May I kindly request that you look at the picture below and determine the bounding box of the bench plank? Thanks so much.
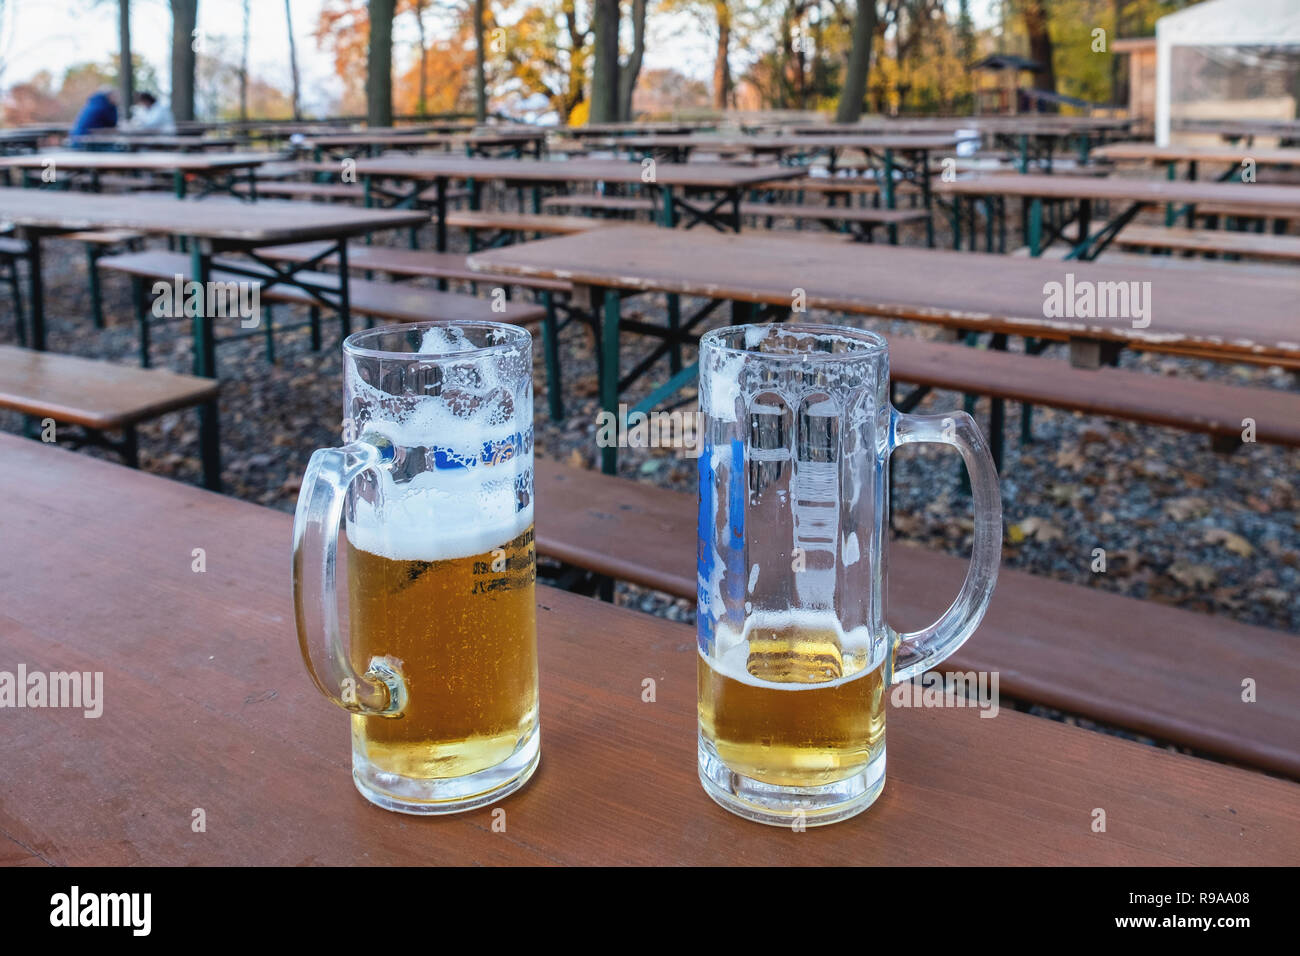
[97,250,547,326]
[0,344,218,429]
[738,202,928,224]
[445,210,614,234]
[533,458,1300,778]
[1117,224,1300,261]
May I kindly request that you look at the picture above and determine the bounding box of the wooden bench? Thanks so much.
[737,201,929,241]
[96,249,547,366]
[542,195,656,216]
[445,210,613,236]
[1116,224,1300,261]
[252,240,572,294]
[0,343,221,487]
[532,457,1300,779]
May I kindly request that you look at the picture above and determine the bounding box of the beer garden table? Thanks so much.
[350,155,808,250]
[0,150,286,200]
[1092,142,1300,186]
[303,130,548,162]
[468,225,1300,472]
[2,432,1296,865]
[931,173,1300,258]
[70,134,245,153]
[0,188,426,487]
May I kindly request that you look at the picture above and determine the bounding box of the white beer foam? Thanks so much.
[347,462,532,563]
[704,608,876,691]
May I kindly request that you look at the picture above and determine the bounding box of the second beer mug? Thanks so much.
[293,321,538,814]
[697,324,1002,826]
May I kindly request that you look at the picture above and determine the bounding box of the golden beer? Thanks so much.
[346,524,538,781]
[698,614,886,788]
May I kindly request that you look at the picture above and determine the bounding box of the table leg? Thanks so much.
[1164,161,1177,227]
[189,242,222,493]
[25,233,45,351]
[920,149,935,248]
[599,287,621,475]
[1028,198,1044,257]
[883,148,898,246]
[658,184,683,372]
[435,176,448,256]
[336,241,352,337]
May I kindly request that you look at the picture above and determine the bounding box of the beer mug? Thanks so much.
[696,324,1001,826]
[292,321,538,814]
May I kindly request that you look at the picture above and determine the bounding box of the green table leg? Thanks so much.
[189,242,222,492]
[659,183,682,373]
[599,287,621,475]
[1028,198,1044,257]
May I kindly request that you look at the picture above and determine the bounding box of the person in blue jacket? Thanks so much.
[69,89,119,141]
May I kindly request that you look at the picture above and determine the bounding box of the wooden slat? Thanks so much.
[738,202,929,224]
[253,241,572,293]
[0,344,218,429]
[1094,142,1300,166]
[0,434,1296,864]
[445,210,613,234]
[933,173,1300,213]
[1115,224,1300,261]
[354,156,807,189]
[97,250,548,326]
[0,188,428,244]
[532,458,1300,778]
[0,150,276,172]
[467,225,1300,368]
[888,337,1300,446]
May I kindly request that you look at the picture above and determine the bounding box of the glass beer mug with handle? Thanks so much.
[696,324,1001,826]
[293,321,539,815]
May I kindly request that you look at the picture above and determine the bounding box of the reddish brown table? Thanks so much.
[0,434,1296,864]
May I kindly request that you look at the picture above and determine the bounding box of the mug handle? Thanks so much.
[886,408,1002,683]
[291,433,408,717]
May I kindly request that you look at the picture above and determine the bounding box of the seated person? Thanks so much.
[126,91,176,134]
[69,89,118,140]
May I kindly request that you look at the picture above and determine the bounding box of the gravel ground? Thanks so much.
[4,193,1297,763]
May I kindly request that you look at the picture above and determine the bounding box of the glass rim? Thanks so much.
[700,323,887,362]
[342,320,532,361]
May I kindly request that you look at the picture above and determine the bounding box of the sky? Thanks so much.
[0,0,1003,115]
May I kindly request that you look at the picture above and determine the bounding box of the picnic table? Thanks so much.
[2,433,1295,865]
[69,133,245,153]
[932,173,1300,257]
[1093,141,1300,189]
[0,150,285,199]
[304,130,547,162]
[351,155,806,250]
[1173,117,1300,145]
[469,225,1300,471]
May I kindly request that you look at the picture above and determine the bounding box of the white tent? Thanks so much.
[1155,0,1300,144]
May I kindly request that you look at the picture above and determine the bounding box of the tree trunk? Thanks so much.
[170,0,198,122]
[1021,0,1055,99]
[413,0,428,117]
[836,0,876,122]
[618,0,647,121]
[474,0,487,122]
[119,0,133,118]
[712,1,731,111]
[284,0,301,120]
[367,0,396,127]
[589,0,620,123]
[238,0,249,122]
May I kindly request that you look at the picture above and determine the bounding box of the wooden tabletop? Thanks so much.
[1094,142,1300,166]
[70,135,245,151]
[934,173,1300,211]
[617,134,968,152]
[1174,118,1300,138]
[354,156,807,188]
[468,225,1300,366]
[0,150,279,172]
[304,131,546,149]
[1,433,1296,864]
[0,188,428,243]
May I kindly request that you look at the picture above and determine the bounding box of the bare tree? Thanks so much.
[368,0,396,126]
[238,0,249,121]
[119,0,133,115]
[619,0,647,121]
[712,0,731,110]
[473,0,487,122]
[835,0,876,122]
[412,0,428,117]
[285,0,301,120]
[590,0,620,122]
[1019,0,1055,99]
[170,0,198,122]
